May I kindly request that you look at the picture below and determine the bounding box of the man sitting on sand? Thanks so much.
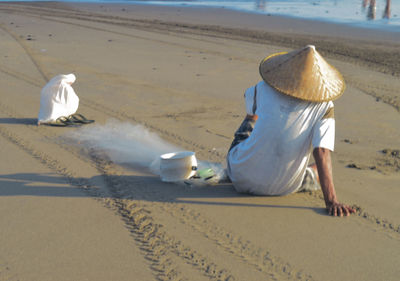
[227,45,355,217]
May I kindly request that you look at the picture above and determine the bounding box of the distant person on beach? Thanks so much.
[226,45,356,217]
[255,0,266,11]
[363,0,376,19]
[363,0,391,19]
[383,0,391,19]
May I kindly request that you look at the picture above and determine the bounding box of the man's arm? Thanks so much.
[313,147,356,217]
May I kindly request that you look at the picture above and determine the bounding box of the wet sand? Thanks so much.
[0,2,399,281]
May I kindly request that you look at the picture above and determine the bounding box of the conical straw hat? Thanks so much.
[259,45,345,102]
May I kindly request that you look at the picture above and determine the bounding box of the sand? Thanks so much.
[0,2,399,281]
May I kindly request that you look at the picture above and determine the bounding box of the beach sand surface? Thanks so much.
[0,2,399,281]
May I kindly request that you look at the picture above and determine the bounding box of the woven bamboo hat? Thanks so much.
[259,45,345,102]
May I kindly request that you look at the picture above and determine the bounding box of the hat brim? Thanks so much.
[259,46,346,102]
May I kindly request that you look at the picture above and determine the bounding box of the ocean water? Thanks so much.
[1,0,399,31]
[139,0,400,30]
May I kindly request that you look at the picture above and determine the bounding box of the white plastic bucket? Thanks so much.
[160,151,197,182]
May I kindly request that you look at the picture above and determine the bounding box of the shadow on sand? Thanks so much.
[0,118,37,125]
[0,172,327,216]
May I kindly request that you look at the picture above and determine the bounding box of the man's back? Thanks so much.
[227,81,334,195]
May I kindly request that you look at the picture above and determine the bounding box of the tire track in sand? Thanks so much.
[0,85,302,280]
[86,144,314,281]
[1,25,399,246]
[0,67,284,280]
[0,126,193,281]
[3,77,397,281]
[76,90,400,239]
[0,28,189,280]
[1,6,399,280]
[0,64,238,279]
[91,151,242,281]
[0,121,94,193]
[156,203,314,281]
[0,4,254,64]
[0,65,43,88]
[0,23,48,83]
[2,4,399,113]
[0,33,235,281]
[89,148,314,281]
[0,98,194,281]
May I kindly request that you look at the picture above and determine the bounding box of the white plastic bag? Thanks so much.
[37,74,79,124]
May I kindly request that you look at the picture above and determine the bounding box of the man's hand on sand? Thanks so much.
[327,202,356,217]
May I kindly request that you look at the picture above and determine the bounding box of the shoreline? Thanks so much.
[125,1,400,33]
[2,0,400,33]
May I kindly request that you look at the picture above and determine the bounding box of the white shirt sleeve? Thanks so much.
[244,86,256,115]
[312,118,335,151]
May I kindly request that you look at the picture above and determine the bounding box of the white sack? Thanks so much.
[38,74,79,123]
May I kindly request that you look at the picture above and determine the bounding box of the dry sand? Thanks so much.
[0,2,399,281]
